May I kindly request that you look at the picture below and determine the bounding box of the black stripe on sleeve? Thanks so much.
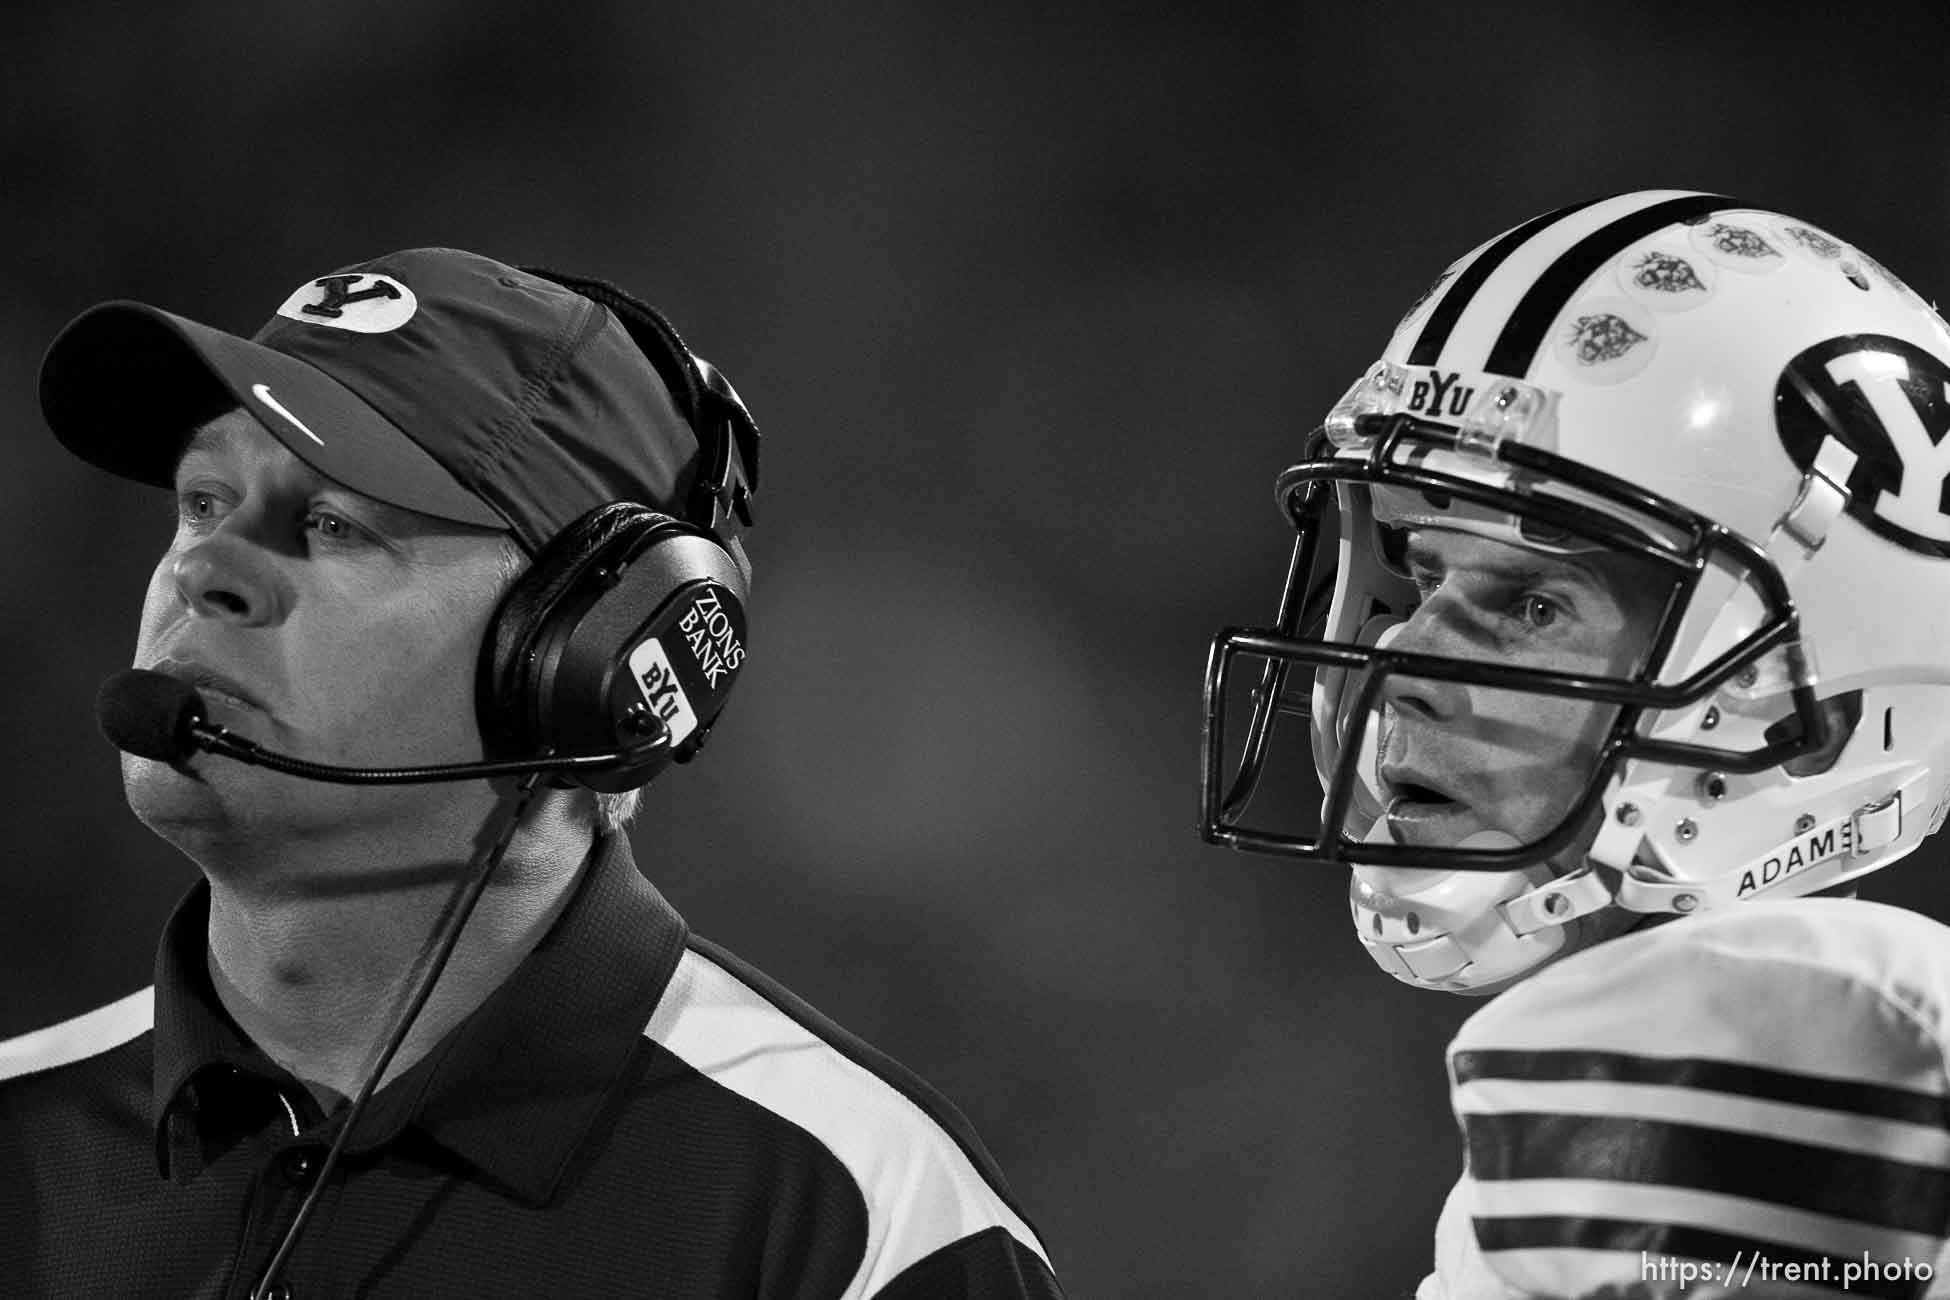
[1453,1048,1950,1129]
[1406,198,1602,366]
[1462,1112,1950,1236]
[1480,193,1732,376]
[1471,1216,1925,1300]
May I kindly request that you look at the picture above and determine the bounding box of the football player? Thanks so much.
[1201,191,1950,1299]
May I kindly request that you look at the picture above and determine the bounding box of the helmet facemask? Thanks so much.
[1202,412,1831,991]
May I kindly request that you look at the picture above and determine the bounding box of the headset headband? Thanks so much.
[520,267,761,541]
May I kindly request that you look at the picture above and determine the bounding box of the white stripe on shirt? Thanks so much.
[0,986,154,1082]
[645,947,1050,1297]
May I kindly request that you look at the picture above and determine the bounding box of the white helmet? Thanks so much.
[1201,190,1950,994]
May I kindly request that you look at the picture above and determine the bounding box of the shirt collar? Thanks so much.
[150,834,689,1204]
[150,879,294,1181]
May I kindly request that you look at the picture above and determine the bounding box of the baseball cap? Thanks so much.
[39,248,733,556]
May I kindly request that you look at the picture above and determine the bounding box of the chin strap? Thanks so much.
[1617,785,1908,915]
[1497,865,1617,934]
[1507,781,1911,937]
[1352,781,1911,994]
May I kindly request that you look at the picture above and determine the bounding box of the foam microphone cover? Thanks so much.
[96,669,205,762]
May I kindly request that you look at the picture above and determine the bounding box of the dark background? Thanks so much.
[5,4,1947,1296]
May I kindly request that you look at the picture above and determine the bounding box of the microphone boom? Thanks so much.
[96,668,668,783]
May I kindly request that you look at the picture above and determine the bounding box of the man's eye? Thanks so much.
[307,511,357,541]
[177,491,223,525]
[1517,594,1561,629]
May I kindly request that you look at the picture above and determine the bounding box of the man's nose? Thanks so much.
[171,534,285,626]
[1376,602,1472,722]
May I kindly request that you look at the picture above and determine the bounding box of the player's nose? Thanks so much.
[1376,604,1470,722]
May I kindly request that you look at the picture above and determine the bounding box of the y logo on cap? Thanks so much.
[276,273,418,333]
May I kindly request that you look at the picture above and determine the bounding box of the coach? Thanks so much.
[0,249,1061,1299]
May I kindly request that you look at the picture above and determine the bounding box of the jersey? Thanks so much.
[1415,898,1950,1300]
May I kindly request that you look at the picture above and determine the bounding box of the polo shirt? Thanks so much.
[0,834,1061,1298]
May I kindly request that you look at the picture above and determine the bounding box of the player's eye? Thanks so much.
[1376,525,1412,574]
[1516,593,1562,629]
[1403,550,1442,597]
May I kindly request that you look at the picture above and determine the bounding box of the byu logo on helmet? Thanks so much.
[1776,334,1950,556]
[275,272,419,333]
[1405,369,1476,420]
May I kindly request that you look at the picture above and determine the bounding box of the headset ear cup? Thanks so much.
[478,504,665,765]
[476,501,750,791]
[593,538,749,788]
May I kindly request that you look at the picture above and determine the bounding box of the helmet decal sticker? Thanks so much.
[1403,368,1478,420]
[1481,194,1728,376]
[1772,220,1874,291]
[1566,312,1647,365]
[1706,224,1777,258]
[1553,298,1656,383]
[1776,334,1950,556]
[1629,251,1707,294]
[1617,244,1716,314]
[1780,224,1844,260]
[1691,221,1786,274]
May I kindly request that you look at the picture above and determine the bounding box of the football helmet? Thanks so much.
[1201,190,1950,993]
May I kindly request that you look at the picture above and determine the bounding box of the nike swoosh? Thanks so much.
[250,383,325,446]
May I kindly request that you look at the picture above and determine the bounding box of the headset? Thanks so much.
[475,271,762,793]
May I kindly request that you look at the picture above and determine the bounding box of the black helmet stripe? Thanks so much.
[1406,198,1602,367]
[1481,193,1736,376]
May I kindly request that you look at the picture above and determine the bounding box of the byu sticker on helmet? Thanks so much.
[1403,368,1479,420]
[1776,334,1950,556]
[276,272,419,333]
